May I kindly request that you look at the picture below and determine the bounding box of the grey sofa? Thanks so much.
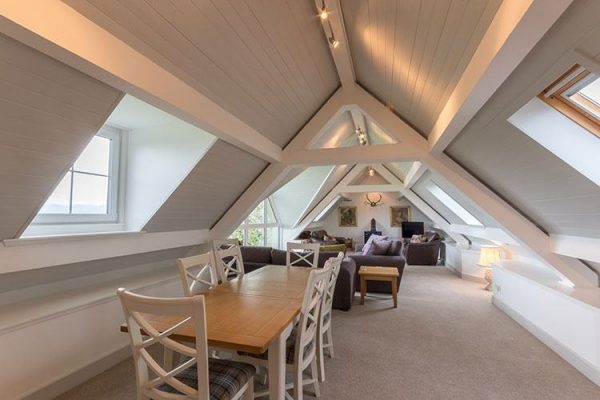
[349,240,406,294]
[240,246,357,311]
[402,231,443,266]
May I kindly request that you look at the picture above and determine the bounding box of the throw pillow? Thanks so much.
[369,239,391,255]
[362,234,388,255]
[410,234,427,244]
[387,240,403,256]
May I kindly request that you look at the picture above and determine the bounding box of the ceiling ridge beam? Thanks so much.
[0,0,282,162]
[284,143,417,166]
[315,0,355,87]
[428,0,574,155]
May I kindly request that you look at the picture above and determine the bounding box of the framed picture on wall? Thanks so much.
[338,206,357,227]
[390,206,411,227]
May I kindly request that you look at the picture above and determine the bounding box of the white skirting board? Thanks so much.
[493,296,600,386]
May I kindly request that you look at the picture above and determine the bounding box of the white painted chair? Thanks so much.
[213,239,245,282]
[238,267,332,400]
[117,288,255,400]
[316,253,344,383]
[177,251,220,296]
[286,242,320,269]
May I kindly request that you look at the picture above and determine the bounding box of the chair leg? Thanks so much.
[243,378,254,400]
[293,365,303,400]
[310,358,321,398]
[326,328,335,358]
[317,331,326,383]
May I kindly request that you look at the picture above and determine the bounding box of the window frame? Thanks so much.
[539,65,600,139]
[33,125,122,225]
[232,199,281,248]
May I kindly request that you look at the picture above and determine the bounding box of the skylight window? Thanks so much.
[34,126,121,225]
[540,65,600,138]
[425,183,483,226]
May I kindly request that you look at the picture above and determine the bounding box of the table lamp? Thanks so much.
[478,245,501,291]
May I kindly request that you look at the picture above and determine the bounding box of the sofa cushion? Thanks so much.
[387,240,403,256]
[362,234,388,255]
[240,246,272,264]
[271,249,287,266]
[368,239,391,255]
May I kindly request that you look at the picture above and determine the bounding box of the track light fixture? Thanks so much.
[355,128,367,146]
[329,36,339,49]
[319,7,329,20]
[368,167,375,177]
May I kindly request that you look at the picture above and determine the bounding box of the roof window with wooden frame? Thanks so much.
[539,65,600,139]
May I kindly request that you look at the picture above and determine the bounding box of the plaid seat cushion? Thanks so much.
[156,358,255,400]
[239,327,314,365]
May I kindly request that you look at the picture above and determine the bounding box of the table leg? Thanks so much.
[391,278,398,308]
[268,323,293,400]
[360,275,366,305]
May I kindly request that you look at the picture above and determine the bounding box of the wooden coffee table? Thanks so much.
[358,266,400,308]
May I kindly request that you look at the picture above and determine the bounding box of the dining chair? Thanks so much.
[237,267,332,400]
[316,253,344,383]
[117,288,255,400]
[213,239,245,282]
[177,251,220,296]
[286,242,320,269]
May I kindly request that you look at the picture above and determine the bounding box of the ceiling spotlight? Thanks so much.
[329,36,339,49]
[368,167,375,177]
[319,7,329,20]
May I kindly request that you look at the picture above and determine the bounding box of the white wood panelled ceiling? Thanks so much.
[447,0,600,239]
[311,110,396,149]
[341,0,502,136]
[143,140,267,233]
[65,0,340,147]
[0,33,123,240]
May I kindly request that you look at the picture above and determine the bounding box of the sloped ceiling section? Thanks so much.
[342,0,501,136]
[66,0,340,147]
[446,0,600,238]
[0,33,123,240]
[143,141,267,232]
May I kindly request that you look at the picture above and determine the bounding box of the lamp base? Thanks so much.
[484,268,493,291]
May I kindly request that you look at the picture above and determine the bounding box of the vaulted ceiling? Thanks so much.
[342,0,502,136]
[65,0,340,147]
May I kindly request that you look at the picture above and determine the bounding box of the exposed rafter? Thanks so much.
[403,162,428,189]
[0,0,282,163]
[428,0,574,154]
[284,143,416,166]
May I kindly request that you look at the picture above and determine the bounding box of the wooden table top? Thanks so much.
[358,266,400,277]
[120,266,311,354]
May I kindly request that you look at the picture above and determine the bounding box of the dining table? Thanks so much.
[120,265,312,400]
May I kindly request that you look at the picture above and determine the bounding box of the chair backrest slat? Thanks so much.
[320,253,344,330]
[177,252,219,296]
[294,267,331,370]
[213,239,245,282]
[286,242,320,268]
[118,289,210,400]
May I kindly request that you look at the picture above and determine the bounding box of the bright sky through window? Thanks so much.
[40,135,112,215]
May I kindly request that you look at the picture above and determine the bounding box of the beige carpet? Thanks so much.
[56,266,600,400]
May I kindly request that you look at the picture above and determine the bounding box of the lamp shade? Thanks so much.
[478,245,501,268]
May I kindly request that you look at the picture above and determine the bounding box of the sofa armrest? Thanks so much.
[332,258,356,311]
[355,244,365,253]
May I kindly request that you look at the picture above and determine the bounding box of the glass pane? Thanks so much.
[74,136,111,175]
[245,201,264,224]
[266,227,279,248]
[246,228,264,247]
[579,76,600,105]
[39,172,71,214]
[229,229,244,245]
[71,172,108,214]
[266,199,277,223]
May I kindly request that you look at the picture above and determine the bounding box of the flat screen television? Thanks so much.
[401,222,424,238]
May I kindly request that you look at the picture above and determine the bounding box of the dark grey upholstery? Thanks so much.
[157,358,255,399]
[240,247,356,311]
[402,231,443,266]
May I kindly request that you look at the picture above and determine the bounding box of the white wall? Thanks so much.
[314,192,434,245]
[125,121,216,231]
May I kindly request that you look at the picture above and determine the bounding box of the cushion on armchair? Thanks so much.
[367,239,391,255]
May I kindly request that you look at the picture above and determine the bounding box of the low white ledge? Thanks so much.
[0,229,210,274]
[492,260,600,386]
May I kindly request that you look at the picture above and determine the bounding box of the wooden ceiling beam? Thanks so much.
[428,0,574,155]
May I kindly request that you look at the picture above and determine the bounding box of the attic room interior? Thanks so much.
[1,0,600,399]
